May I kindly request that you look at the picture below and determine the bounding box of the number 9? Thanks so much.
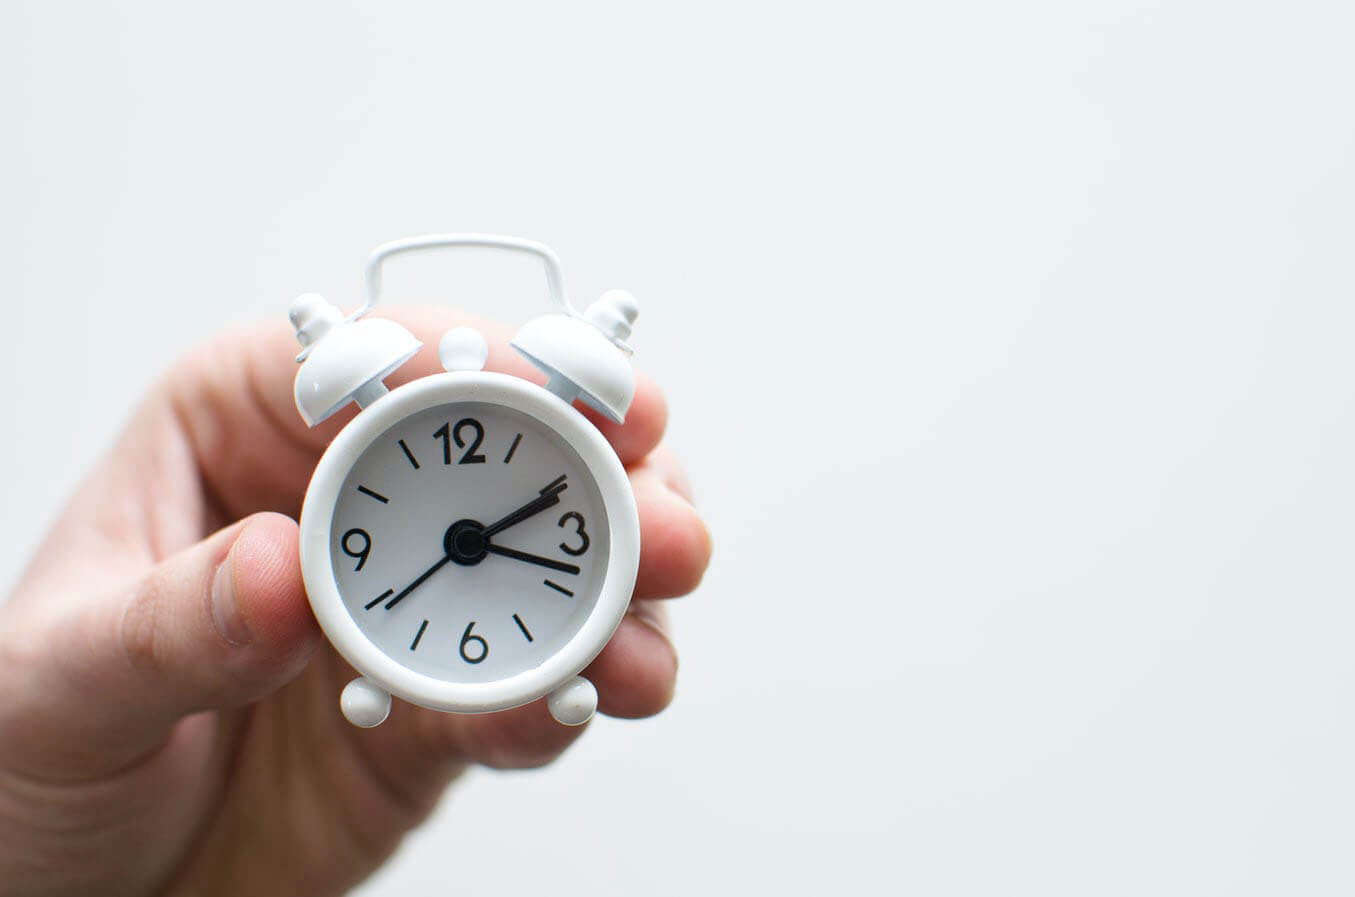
[342,528,371,571]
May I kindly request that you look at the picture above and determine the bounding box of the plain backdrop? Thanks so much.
[4,1,1355,894]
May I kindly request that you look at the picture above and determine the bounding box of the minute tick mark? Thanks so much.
[365,589,395,610]
[398,439,420,470]
[356,485,389,504]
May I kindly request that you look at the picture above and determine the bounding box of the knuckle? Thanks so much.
[118,579,167,684]
[661,506,713,596]
[472,713,576,770]
[650,445,694,500]
[683,513,714,586]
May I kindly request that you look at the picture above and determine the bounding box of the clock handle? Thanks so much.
[354,233,582,324]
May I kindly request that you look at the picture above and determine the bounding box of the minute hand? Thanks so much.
[482,475,568,538]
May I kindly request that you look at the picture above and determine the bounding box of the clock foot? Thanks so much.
[547,676,597,726]
[341,677,392,728]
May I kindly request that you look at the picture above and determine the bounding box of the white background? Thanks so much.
[4,1,1354,894]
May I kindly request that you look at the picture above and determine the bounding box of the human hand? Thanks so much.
[0,308,711,897]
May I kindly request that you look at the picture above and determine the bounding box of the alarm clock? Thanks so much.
[286,234,641,729]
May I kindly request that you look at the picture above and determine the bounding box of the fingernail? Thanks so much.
[629,601,678,673]
[211,549,252,646]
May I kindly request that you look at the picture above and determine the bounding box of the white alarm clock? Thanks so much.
[287,234,641,729]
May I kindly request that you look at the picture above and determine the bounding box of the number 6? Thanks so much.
[460,621,488,664]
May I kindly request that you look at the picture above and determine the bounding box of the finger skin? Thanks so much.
[439,699,587,770]
[633,445,696,501]
[588,606,679,719]
[0,514,318,779]
[579,372,668,465]
[224,514,319,655]
[115,513,318,717]
[632,459,713,600]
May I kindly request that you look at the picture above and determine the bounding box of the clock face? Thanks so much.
[329,401,611,685]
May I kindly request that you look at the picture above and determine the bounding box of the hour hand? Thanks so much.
[484,544,580,575]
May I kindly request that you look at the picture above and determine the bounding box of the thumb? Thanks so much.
[2,513,319,778]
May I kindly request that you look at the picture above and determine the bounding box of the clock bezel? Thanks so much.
[298,370,640,714]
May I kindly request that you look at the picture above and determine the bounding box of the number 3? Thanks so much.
[557,512,590,556]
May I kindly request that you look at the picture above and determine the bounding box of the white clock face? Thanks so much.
[329,401,611,684]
